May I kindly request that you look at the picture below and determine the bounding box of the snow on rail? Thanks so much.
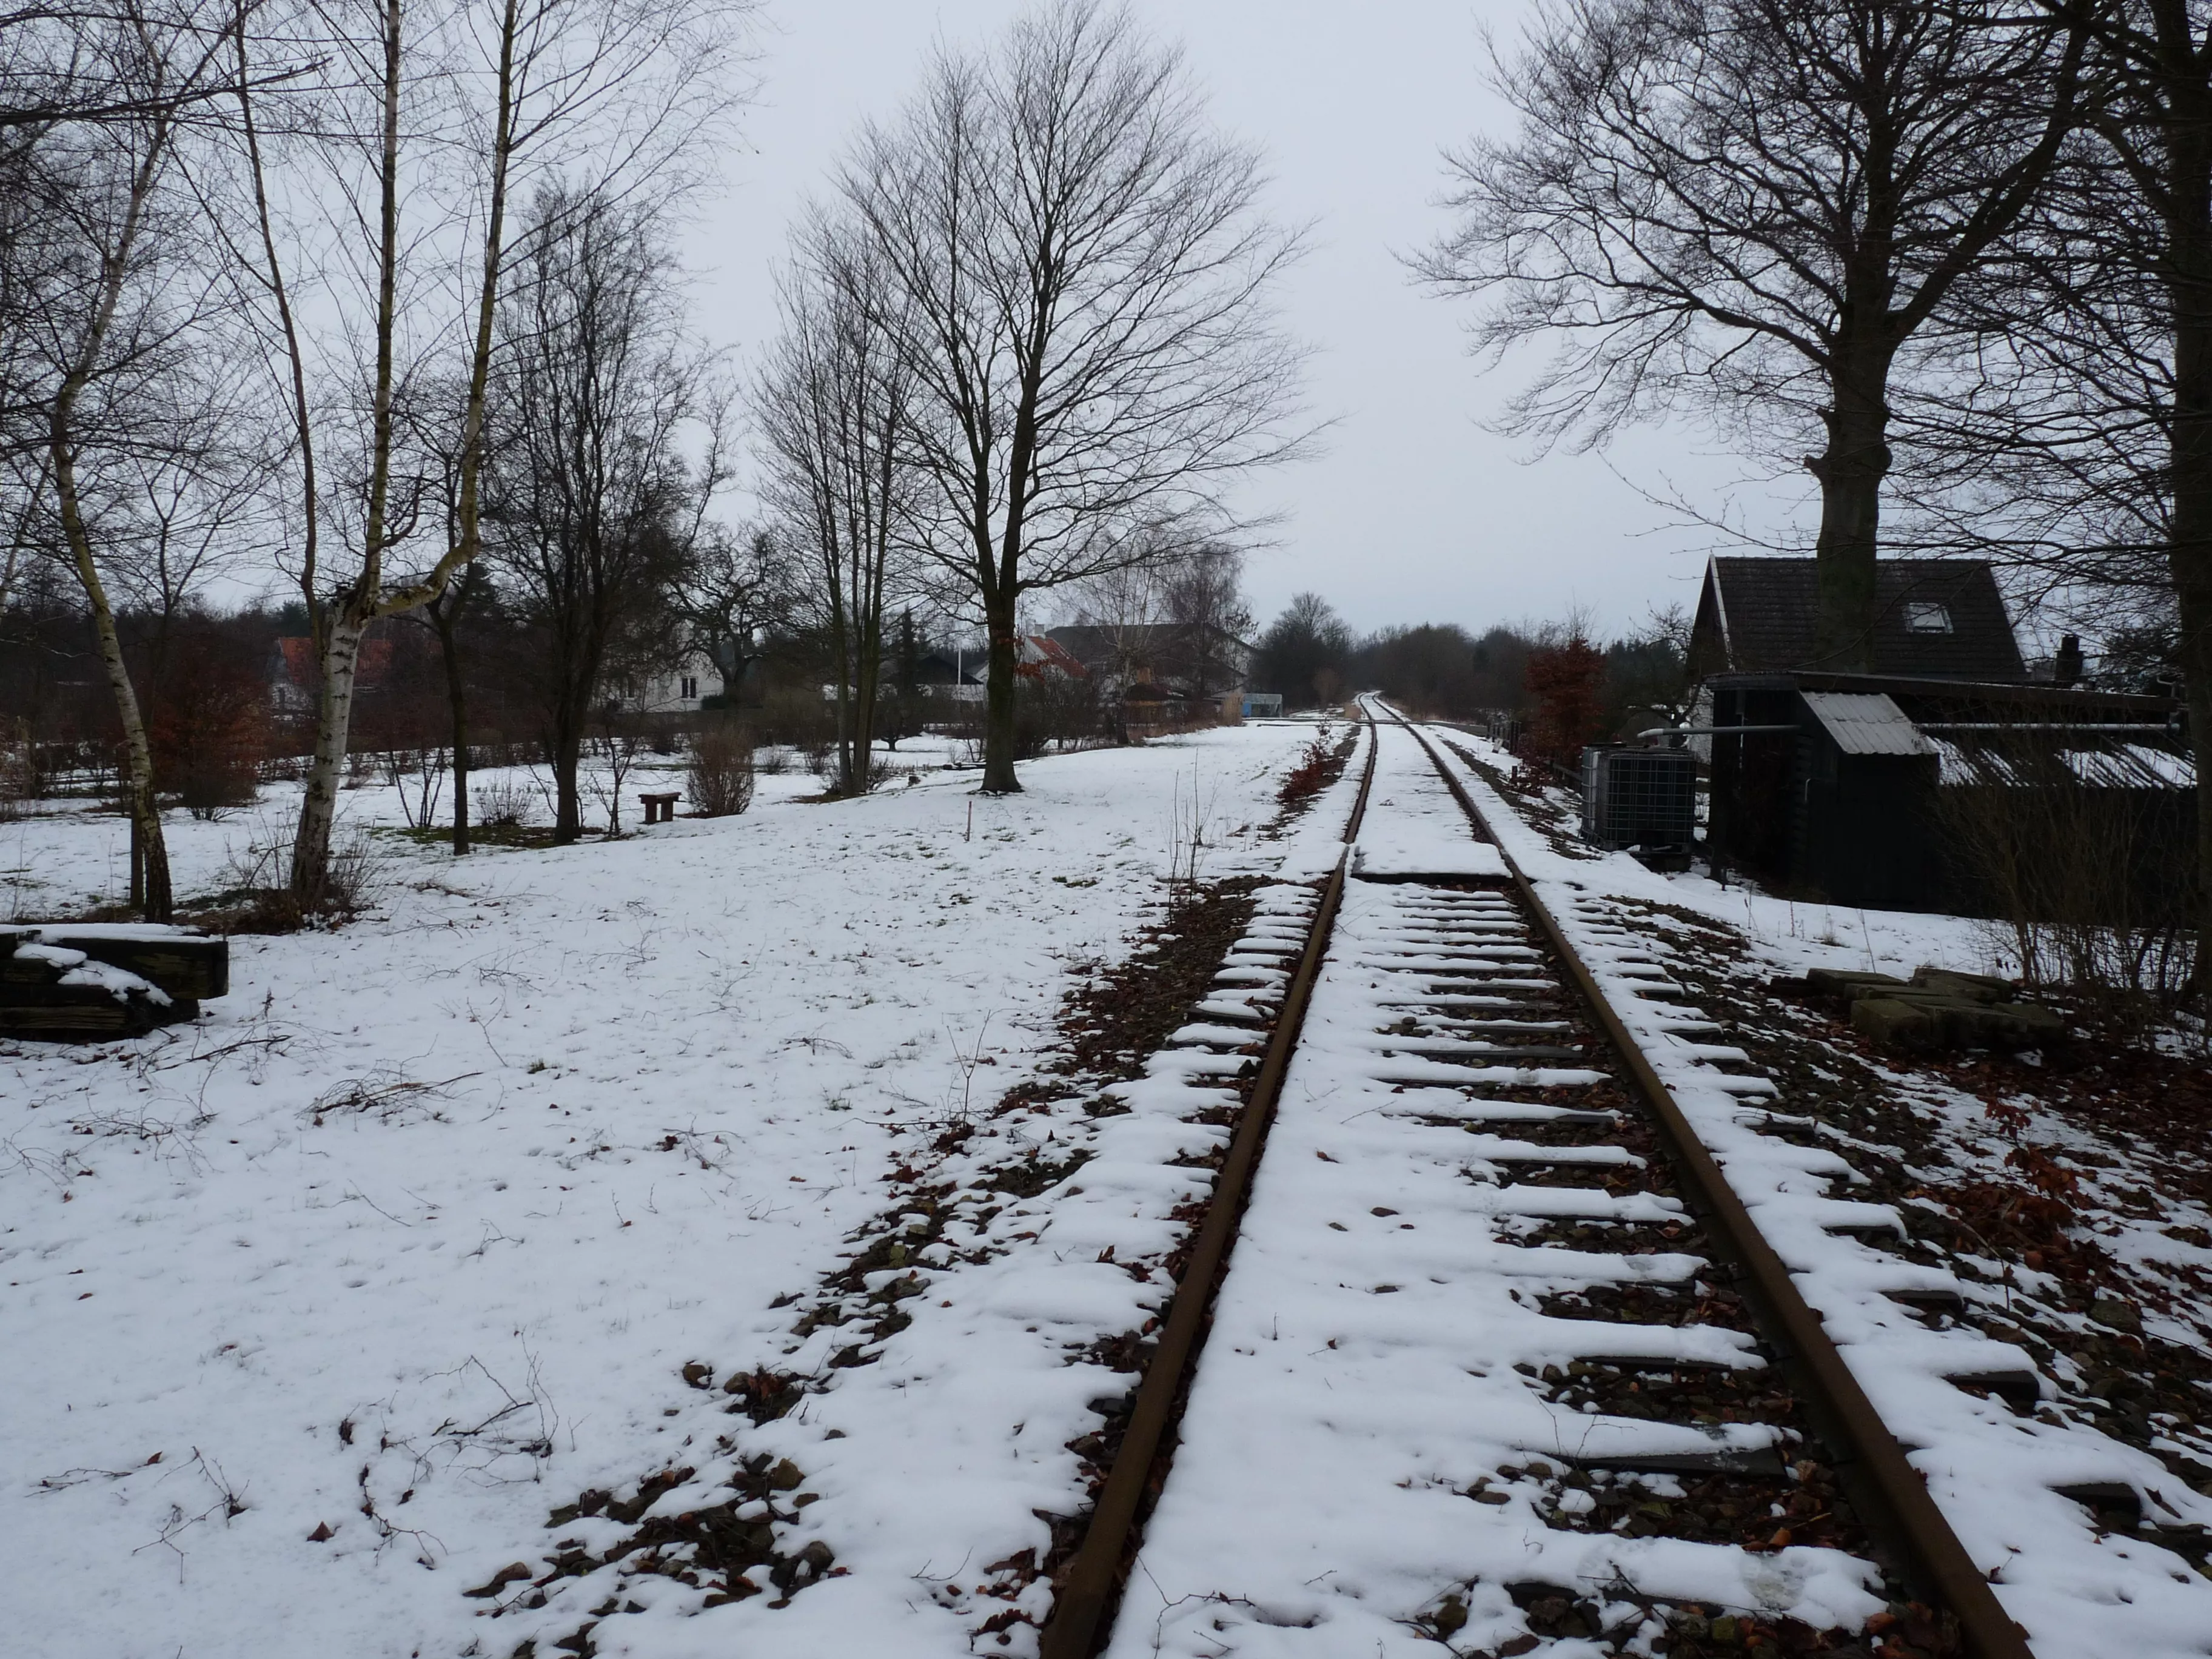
[1108,876,1885,1658]
[1353,723,1509,880]
[1424,725,2212,1659]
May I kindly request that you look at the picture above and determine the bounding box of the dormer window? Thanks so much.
[1904,600,1953,634]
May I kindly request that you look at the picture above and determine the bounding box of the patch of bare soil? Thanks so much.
[1267,721,1359,826]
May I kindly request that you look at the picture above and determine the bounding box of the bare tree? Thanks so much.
[675,520,789,703]
[754,213,916,797]
[1068,554,1170,739]
[0,1,298,135]
[1420,0,2093,668]
[1253,590,1351,709]
[6,2,241,918]
[1159,540,1252,703]
[484,184,714,841]
[1067,532,1247,734]
[226,0,749,903]
[392,377,489,855]
[837,0,1309,792]
[1909,2,2212,991]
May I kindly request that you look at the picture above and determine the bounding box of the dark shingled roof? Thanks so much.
[1690,557,2025,680]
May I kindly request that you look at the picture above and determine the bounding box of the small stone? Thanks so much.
[463,1561,534,1598]
[2090,1298,2142,1334]
[307,1521,334,1543]
[1711,1613,1740,1643]
[769,1458,804,1490]
[1431,1594,1469,1637]
[681,1361,712,1389]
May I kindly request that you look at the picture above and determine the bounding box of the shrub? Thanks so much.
[150,637,269,817]
[688,723,757,817]
[205,820,387,933]
[1521,637,1607,774]
[1936,737,2199,1014]
[474,778,539,829]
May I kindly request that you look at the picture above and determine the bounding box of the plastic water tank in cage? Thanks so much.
[1580,745,1697,853]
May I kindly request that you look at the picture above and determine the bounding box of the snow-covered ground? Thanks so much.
[0,724,1330,1659]
[1,740,967,920]
[13,710,2208,1659]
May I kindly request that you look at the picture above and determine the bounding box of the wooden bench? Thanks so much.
[639,791,682,825]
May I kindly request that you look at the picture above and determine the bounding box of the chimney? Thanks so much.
[2054,634,2083,688]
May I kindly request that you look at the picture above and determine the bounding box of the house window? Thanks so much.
[1903,600,1953,634]
[681,675,698,700]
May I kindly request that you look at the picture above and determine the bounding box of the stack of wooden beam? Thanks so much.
[0,925,229,1041]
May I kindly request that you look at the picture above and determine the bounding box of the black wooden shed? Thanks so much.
[1705,672,2194,913]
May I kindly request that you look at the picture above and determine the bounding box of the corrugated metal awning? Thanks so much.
[1801,691,1936,757]
[1929,736,2197,789]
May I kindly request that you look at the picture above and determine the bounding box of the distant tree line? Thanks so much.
[1247,589,1687,751]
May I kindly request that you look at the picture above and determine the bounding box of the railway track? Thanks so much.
[1039,703,2040,1659]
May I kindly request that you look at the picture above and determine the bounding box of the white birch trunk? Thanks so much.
[290,618,367,909]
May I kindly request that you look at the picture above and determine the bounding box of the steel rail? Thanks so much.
[1390,707,2035,1659]
[1037,715,1381,1659]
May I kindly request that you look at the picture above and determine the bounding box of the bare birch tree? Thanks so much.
[836,0,1309,793]
[754,213,916,797]
[1419,0,2094,669]
[0,0,288,135]
[5,2,240,918]
[226,0,749,904]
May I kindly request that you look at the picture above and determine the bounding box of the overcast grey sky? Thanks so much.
[687,1,1803,641]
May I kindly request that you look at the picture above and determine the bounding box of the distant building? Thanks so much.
[1045,622,1251,708]
[612,633,722,716]
[270,636,392,716]
[829,637,1082,706]
[1016,634,1090,680]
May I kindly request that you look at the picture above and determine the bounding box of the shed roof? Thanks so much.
[1801,691,1936,757]
[1695,558,2025,680]
[1930,736,2197,790]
